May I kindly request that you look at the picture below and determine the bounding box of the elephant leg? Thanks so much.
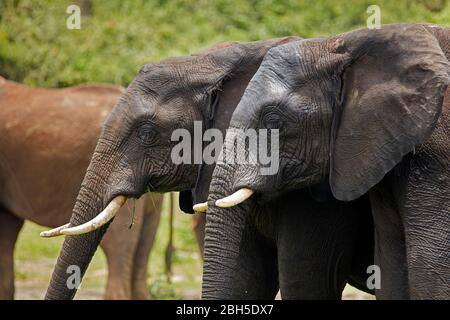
[369,183,410,299]
[226,222,279,299]
[347,195,375,294]
[131,193,163,300]
[0,209,24,299]
[100,203,142,300]
[401,169,450,299]
[192,212,206,257]
[277,199,360,300]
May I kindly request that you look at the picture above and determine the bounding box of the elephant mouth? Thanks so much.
[146,172,194,193]
[145,174,163,192]
[194,158,307,212]
[213,158,307,209]
[146,182,157,192]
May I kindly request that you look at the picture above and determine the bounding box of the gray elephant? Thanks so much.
[204,24,450,299]
[41,38,374,299]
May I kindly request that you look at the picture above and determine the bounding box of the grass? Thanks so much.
[15,223,108,294]
[145,193,203,299]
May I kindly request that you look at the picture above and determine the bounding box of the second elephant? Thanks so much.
[206,24,450,299]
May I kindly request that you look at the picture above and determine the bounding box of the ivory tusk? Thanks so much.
[40,223,70,238]
[193,202,208,213]
[215,188,254,208]
[40,196,127,237]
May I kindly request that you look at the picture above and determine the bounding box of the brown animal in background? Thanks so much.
[0,76,165,299]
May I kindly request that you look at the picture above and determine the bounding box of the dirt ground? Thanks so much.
[15,269,373,300]
[15,286,373,300]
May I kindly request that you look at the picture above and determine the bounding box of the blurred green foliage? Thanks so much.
[0,0,449,87]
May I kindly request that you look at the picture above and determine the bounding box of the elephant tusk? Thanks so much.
[193,202,208,213]
[215,188,254,208]
[40,223,71,238]
[40,196,127,237]
[60,196,127,236]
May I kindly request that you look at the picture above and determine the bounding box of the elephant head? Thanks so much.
[42,37,299,299]
[202,24,450,298]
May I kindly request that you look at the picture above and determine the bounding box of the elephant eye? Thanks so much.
[264,113,283,130]
[137,125,158,146]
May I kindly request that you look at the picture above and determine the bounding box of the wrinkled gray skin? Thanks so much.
[204,24,450,299]
[46,37,374,300]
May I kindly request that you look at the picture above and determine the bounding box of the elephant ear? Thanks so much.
[330,25,450,201]
[179,190,195,214]
[192,58,265,205]
[195,37,301,123]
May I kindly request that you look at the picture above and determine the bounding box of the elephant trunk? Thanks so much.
[201,162,251,299]
[45,150,119,299]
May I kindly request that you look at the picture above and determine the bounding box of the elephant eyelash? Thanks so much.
[137,126,159,146]
[263,106,300,127]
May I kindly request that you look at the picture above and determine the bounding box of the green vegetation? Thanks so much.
[1,0,449,87]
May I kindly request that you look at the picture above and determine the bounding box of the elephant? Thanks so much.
[204,24,450,299]
[0,76,166,299]
[41,37,375,300]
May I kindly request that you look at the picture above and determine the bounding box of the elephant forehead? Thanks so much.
[247,66,289,101]
[266,77,288,96]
